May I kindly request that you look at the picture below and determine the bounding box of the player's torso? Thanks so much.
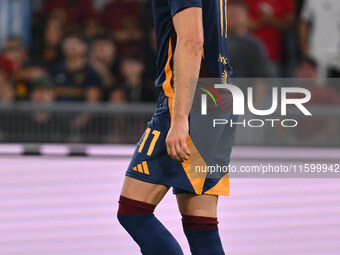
[152,0,232,91]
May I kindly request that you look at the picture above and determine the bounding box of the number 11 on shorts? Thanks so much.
[138,128,161,156]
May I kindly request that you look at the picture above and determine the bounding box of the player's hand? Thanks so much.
[166,117,190,162]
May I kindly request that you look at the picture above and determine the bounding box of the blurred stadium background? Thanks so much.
[0,0,340,254]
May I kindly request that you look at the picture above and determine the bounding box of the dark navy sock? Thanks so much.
[117,196,184,255]
[182,215,225,255]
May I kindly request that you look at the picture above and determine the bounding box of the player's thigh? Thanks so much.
[120,176,170,205]
[176,193,218,217]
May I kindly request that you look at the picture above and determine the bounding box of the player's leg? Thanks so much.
[120,176,169,205]
[176,193,225,255]
[118,176,184,255]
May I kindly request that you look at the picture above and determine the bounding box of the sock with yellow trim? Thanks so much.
[117,196,184,255]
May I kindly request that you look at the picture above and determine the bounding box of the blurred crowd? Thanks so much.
[0,0,339,105]
[0,0,158,105]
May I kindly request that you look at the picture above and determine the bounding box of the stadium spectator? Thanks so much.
[43,0,96,33]
[110,88,126,104]
[33,18,64,69]
[92,0,111,12]
[89,34,118,100]
[294,57,340,105]
[0,0,32,48]
[227,1,271,107]
[110,53,157,103]
[29,75,55,103]
[292,57,340,105]
[0,65,14,141]
[0,65,15,102]
[299,0,340,77]
[14,61,47,101]
[140,0,157,81]
[0,55,16,78]
[0,75,63,143]
[1,37,47,101]
[277,57,340,146]
[100,0,143,54]
[228,1,270,78]
[243,0,295,76]
[0,57,16,141]
[2,36,28,70]
[50,32,102,102]
[18,76,69,143]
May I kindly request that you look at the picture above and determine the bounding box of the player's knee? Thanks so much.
[117,195,156,225]
[181,214,219,231]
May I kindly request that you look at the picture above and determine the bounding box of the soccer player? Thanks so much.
[117,0,236,254]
